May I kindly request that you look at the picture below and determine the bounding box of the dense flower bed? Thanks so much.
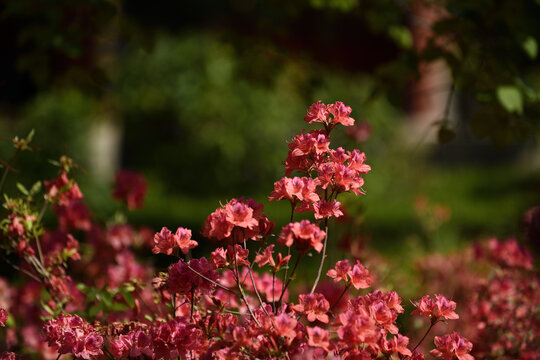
[0,103,537,359]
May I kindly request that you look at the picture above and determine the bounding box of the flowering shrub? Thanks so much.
[0,102,536,359]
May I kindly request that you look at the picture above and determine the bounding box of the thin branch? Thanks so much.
[182,260,237,295]
[244,239,270,318]
[0,253,41,282]
[407,320,439,358]
[232,237,261,327]
[329,284,351,318]
[310,220,328,294]
[281,202,296,291]
[278,253,302,306]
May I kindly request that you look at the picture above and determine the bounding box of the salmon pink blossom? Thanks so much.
[307,326,330,352]
[293,293,330,323]
[313,199,343,219]
[304,100,329,124]
[430,332,474,360]
[349,260,373,289]
[328,101,355,126]
[327,259,351,283]
[175,227,198,254]
[278,220,326,253]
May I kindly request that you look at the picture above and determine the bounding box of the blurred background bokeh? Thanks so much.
[1,0,539,264]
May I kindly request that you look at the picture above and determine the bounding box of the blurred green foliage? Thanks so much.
[1,0,539,256]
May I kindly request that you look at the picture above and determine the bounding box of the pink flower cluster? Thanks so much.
[44,314,103,359]
[476,237,533,270]
[304,100,355,127]
[167,257,219,296]
[0,308,7,326]
[412,294,460,321]
[431,332,474,360]
[110,319,205,359]
[327,259,374,289]
[0,102,490,360]
[271,101,370,223]
[468,238,539,359]
[112,170,148,210]
[278,219,326,253]
[202,198,274,241]
[44,172,83,206]
[152,226,198,255]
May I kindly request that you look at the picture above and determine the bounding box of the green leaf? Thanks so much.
[122,283,136,292]
[26,129,35,142]
[5,313,15,327]
[523,36,538,59]
[42,303,54,315]
[120,290,135,308]
[88,305,101,318]
[144,314,154,322]
[30,181,42,195]
[63,248,77,260]
[16,183,29,196]
[496,86,523,114]
[388,26,413,49]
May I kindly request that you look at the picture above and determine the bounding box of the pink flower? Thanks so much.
[293,293,330,323]
[110,334,132,358]
[330,147,350,163]
[268,177,320,204]
[7,214,24,237]
[45,172,84,206]
[430,332,474,360]
[210,247,228,268]
[328,101,355,126]
[107,224,134,250]
[0,308,7,326]
[152,227,176,255]
[382,334,412,356]
[175,227,198,254]
[412,295,436,318]
[435,294,459,320]
[44,314,103,359]
[370,300,398,334]
[202,207,233,240]
[346,121,371,142]
[112,170,148,210]
[349,260,373,289]
[412,294,459,321]
[327,259,351,283]
[272,313,297,342]
[168,258,218,296]
[224,200,259,229]
[227,244,250,267]
[53,200,92,232]
[254,244,290,272]
[278,220,326,254]
[304,100,329,124]
[314,199,343,219]
[348,150,371,174]
[203,198,269,241]
[0,352,15,360]
[307,326,330,351]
